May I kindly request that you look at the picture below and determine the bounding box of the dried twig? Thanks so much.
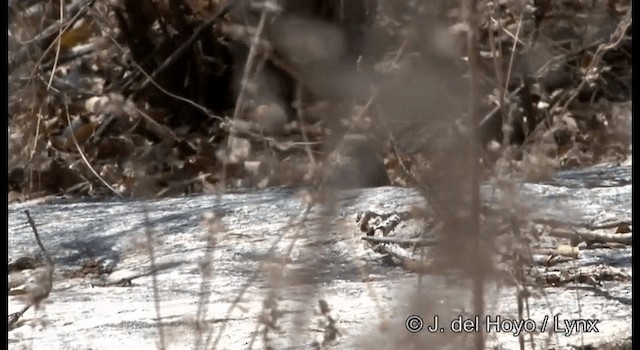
[549,228,631,245]
[559,8,631,113]
[463,0,485,349]
[361,235,439,247]
[144,209,166,350]
[90,271,154,287]
[9,0,95,74]
[133,0,239,93]
[63,103,123,198]
[220,0,279,190]
[8,210,54,330]
[24,210,53,269]
[530,265,630,287]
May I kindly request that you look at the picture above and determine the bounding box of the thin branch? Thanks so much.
[220,0,278,190]
[25,210,53,269]
[463,1,484,350]
[64,103,124,198]
[9,0,95,74]
[45,0,64,90]
[143,209,166,350]
[102,33,224,122]
[9,210,55,329]
[133,1,240,93]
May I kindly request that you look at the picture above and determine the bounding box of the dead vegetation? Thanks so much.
[8,210,54,331]
[7,0,631,201]
[8,0,632,349]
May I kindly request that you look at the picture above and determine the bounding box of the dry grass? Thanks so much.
[8,0,632,349]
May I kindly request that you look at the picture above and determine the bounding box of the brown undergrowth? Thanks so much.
[8,0,632,349]
[7,0,631,201]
